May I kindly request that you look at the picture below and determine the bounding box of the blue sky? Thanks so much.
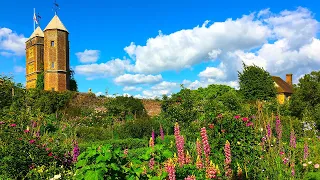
[0,0,320,98]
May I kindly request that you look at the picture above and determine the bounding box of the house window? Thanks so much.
[51,41,54,47]
[51,62,55,69]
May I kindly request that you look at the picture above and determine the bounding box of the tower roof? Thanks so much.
[29,26,44,39]
[44,15,68,32]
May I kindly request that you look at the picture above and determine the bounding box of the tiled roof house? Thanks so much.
[272,74,293,104]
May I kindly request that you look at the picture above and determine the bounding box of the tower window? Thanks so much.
[51,41,54,47]
[51,62,55,69]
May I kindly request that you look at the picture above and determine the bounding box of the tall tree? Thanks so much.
[238,63,276,101]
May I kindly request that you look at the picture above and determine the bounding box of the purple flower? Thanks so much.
[266,123,271,139]
[73,141,80,162]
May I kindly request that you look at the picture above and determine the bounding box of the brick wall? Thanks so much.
[25,36,44,89]
[44,29,69,92]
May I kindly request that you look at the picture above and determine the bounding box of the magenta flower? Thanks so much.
[234,115,240,119]
[246,121,253,127]
[266,123,271,139]
[24,129,30,133]
[275,116,282,141]
[242,117,248,122]
[165,159,176,180]
[10,124,16,127]
[73,141,80,162]
[200,127,210,167]
[29,139,35,144]
[279,151,285,156]
[224,140,232,178]
[160,124,164,140]
[184,175,196,180]
[174,123,185,167]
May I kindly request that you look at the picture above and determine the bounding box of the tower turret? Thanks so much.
[25,26,44,89]
[43,15,70,91]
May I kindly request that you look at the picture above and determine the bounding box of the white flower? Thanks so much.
[53,174,61,179]
[260,128,263,132]
[308,161,312,164]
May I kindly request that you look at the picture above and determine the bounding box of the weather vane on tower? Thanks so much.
[53,0,60,15]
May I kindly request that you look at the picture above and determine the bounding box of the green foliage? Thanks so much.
[74,144,131,179]
[238,63,277,101]
[290,71,320,129]
[25,89,74,114]
[36,71,45,90]
[106,96,147,120]
[68,68,78,92]
[114,117,158,139]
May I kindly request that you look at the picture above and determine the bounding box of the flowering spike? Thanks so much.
[266,123,271,139]
[275,116,282,141]
[224,140,232,178]
[196,155,203,169]
[200,127,211,167]
[304,142,309,160]
[72,141,80,163]
[289,129,296,148]
[149,137,154,148]
[160,124,164,140]
[165,158,176,180]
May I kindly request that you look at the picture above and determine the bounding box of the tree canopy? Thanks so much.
[238,63,276,101]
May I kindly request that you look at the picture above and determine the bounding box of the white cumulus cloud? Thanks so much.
[114,74,162,86]
[0,27,27,56]
[123,86,142,92]
[75,49,100,63]
[75,59,133,79]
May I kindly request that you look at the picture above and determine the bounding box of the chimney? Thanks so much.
[286,74,292,86]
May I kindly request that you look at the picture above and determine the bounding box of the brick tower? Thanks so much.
[25,27,44,89]
[43,15,69,91]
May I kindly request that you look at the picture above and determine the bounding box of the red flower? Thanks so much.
[221,129,226,133]
[48,152,53,157]
[24,129,30,133]
[18,137,23,141]
[46,148,51,151]
[208,123,214,129]
[279,151,285,156]
[29,139,35,144]
[10,124,16,127]
[242,117,248,122]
